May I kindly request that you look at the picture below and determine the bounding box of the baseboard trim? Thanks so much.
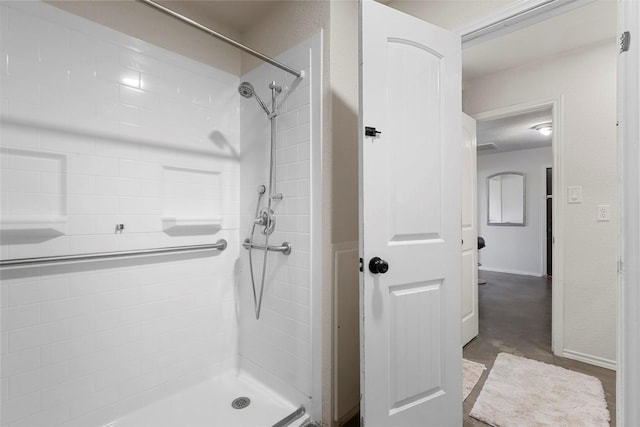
[336,405,359,426]
[478,266,542,277]
[562,349,617,371]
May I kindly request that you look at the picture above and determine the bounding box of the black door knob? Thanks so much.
[369,257,389,274]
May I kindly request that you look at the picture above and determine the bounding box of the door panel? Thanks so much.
[461,113,479,346]
[546,167,553,277]
[387,41,443,241]
[388,280,444,412]
[359,1,462,425]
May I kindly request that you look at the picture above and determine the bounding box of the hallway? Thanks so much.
[463,271,616,426]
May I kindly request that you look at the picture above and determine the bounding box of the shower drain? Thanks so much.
[231,397,251,409]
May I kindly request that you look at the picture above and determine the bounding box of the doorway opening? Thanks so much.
[469,105,556,337]
[460,0,619,419]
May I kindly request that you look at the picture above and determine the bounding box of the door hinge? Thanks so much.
[618,259,624,274]
[620,31,631,53]
[359,257,364,272]
[365,126,381,137]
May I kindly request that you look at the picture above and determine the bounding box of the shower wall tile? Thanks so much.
[0,306,40,332]
[9,320,69,353]
[1,378,8,402]
[0,391,41,425]
[0,2,240,426]
[1,348,41,379]
[239,36,315,400]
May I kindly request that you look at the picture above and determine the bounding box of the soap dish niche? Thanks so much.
[161,217,222,236]
[0,216,68,243]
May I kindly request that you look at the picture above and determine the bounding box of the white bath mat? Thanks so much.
[470,353,609,426]
[463,359,486,400]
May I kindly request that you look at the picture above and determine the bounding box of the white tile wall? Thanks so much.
[0,2,240,426]
[238,38,315,400]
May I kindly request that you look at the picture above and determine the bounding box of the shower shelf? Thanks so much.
[242,238,292,255]
[161,217,222,235]
[1,216,68,234]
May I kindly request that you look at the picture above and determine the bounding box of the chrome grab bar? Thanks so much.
[242,238,291,255]
[272,405,306,427]
[0,239,228,268]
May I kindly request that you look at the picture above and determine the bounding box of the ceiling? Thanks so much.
[477,109,553,155]
[161,1,617,81]
[466,1,616,154]
[462,0,617,82]
[162,0,616,154]
[159,1,281,35]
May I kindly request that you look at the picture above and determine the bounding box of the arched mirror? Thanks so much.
[487,172,525,226]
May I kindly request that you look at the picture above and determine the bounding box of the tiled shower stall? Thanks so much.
[0,2,321,426]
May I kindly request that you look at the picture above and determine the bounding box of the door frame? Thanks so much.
[472,98,563,354]
[543,165,553,278]
[618,1,640,425]
[324,2,638,425]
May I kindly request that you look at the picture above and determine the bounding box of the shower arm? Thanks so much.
[253,92,271,116]
[136,0,303,79]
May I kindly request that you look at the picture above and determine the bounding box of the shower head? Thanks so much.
[238,81,270,116]
[238,82,254,98]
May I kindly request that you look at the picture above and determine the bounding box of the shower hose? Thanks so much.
[248,186,270,320]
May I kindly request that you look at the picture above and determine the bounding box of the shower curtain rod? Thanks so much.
[136,0,303,79]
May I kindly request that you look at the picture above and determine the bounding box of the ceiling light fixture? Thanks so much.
[533,123,553,136]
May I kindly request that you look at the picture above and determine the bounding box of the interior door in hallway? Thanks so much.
[546,167,552,277]
[359,1,462,425]
[462,113,478,346]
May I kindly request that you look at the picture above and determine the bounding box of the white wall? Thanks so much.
[465,41,618,367]
[478,147,552,276]
[46,0,241,75]
[327,2,360,424]
[237,5,327,421]
[237,35,319,411]
[239,5,330,423]
[388,0,514,31]
[241,2,359,423]
[0,2,241,425]
[240,1,328,77]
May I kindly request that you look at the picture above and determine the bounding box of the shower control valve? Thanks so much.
[254,214,267,226]
[255,208,276,235]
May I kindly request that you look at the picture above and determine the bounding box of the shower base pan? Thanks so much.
[105,372,309,427]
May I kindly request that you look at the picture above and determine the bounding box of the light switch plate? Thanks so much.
[568,186,582,204]
[597,205,611,221]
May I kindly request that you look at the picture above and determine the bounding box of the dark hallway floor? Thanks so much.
[463,270,616,426]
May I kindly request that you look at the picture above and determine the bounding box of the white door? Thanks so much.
[461,113,479,346]
[359,1,462,426]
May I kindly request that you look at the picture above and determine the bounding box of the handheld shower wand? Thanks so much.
[241,81,284,319]
[238,81,270,116]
